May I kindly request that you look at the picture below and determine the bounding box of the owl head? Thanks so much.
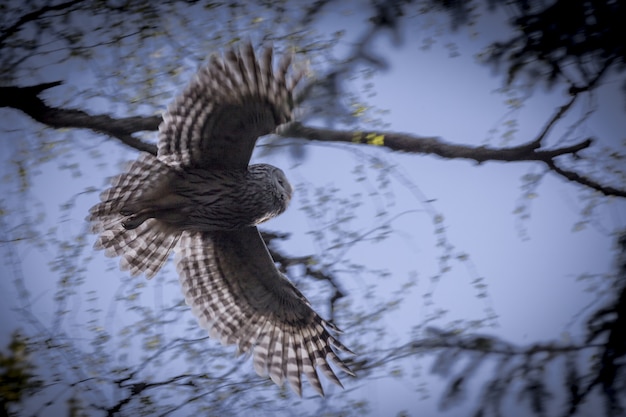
[249,163,293,216]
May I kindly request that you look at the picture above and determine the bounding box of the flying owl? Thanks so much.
[87,43,354,396]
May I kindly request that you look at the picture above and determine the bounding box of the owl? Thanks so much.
[88,43,354,396]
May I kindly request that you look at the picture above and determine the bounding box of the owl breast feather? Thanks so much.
[158,163,292,232]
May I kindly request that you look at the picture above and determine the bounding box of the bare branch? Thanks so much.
[545,159,626,198]
[532,93,578,147]
[2,82,623,198]
[300,0,333,26]
[531,54,616,148]
[0,0,83,45]
[280,121,588,162]
[280,123,625,197]
[0,82,159,155]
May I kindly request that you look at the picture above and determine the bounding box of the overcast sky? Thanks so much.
[1,2,625,416]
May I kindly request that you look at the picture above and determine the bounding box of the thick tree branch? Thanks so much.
[281,122,589,163]
[0,82,159,155]
[3,82,623,198]
[281,122,625,198]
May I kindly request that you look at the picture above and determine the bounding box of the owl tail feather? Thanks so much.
[87,153,181,278]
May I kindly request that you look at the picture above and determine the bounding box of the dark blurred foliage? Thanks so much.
[583,233,626,416]
[426,230,626,417]
[491,0,624,88]
[432,0,625,91]
[0,333,42,417]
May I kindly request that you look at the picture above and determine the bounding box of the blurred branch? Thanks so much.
[544,159,626,198]
[355,230,626,417]
[0,82,159,155]
[300,0,333,26]
[532,54,617,148]
[0,0,83,45]
[486,0,624,88]
[582,232,626,416]
[2,81,623,198]
[359,330,603,417]
[281,122,578,162]
[280,122,625,198]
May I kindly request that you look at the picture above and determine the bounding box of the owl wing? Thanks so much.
[175,227,354,396]
[158,43,302,170]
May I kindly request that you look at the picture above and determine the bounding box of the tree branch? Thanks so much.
[281,121,593,162]
[0,0,84,46]
[2,82,623,198]
[544,159,626,198]
[0,82,159,155]
[532,93,578,147]
[280,122,626,198]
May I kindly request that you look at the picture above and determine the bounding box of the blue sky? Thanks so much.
[1,2,625,416]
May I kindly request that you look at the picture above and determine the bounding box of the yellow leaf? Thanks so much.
[365,133,384,146]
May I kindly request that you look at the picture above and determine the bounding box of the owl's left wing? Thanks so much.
[175,227,354,396]
[158,43,302,170]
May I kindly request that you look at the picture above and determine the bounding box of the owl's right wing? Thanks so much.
[158,43,303,170]
[175,227,354,396]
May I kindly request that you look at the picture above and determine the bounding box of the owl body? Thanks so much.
[88,43,354,396]
[174,163,292,231]
[116,158,292,232]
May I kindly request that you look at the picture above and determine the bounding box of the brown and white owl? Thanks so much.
[87,43,354,396]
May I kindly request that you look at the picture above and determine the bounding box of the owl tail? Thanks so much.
[87,153,181,278]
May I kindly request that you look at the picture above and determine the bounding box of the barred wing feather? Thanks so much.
[88,154,182,278]
[158,43,302,170]
[175,227,354,396]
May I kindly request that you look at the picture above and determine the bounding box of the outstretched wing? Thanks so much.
[175,227,354,396]
[158,43,303,170]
